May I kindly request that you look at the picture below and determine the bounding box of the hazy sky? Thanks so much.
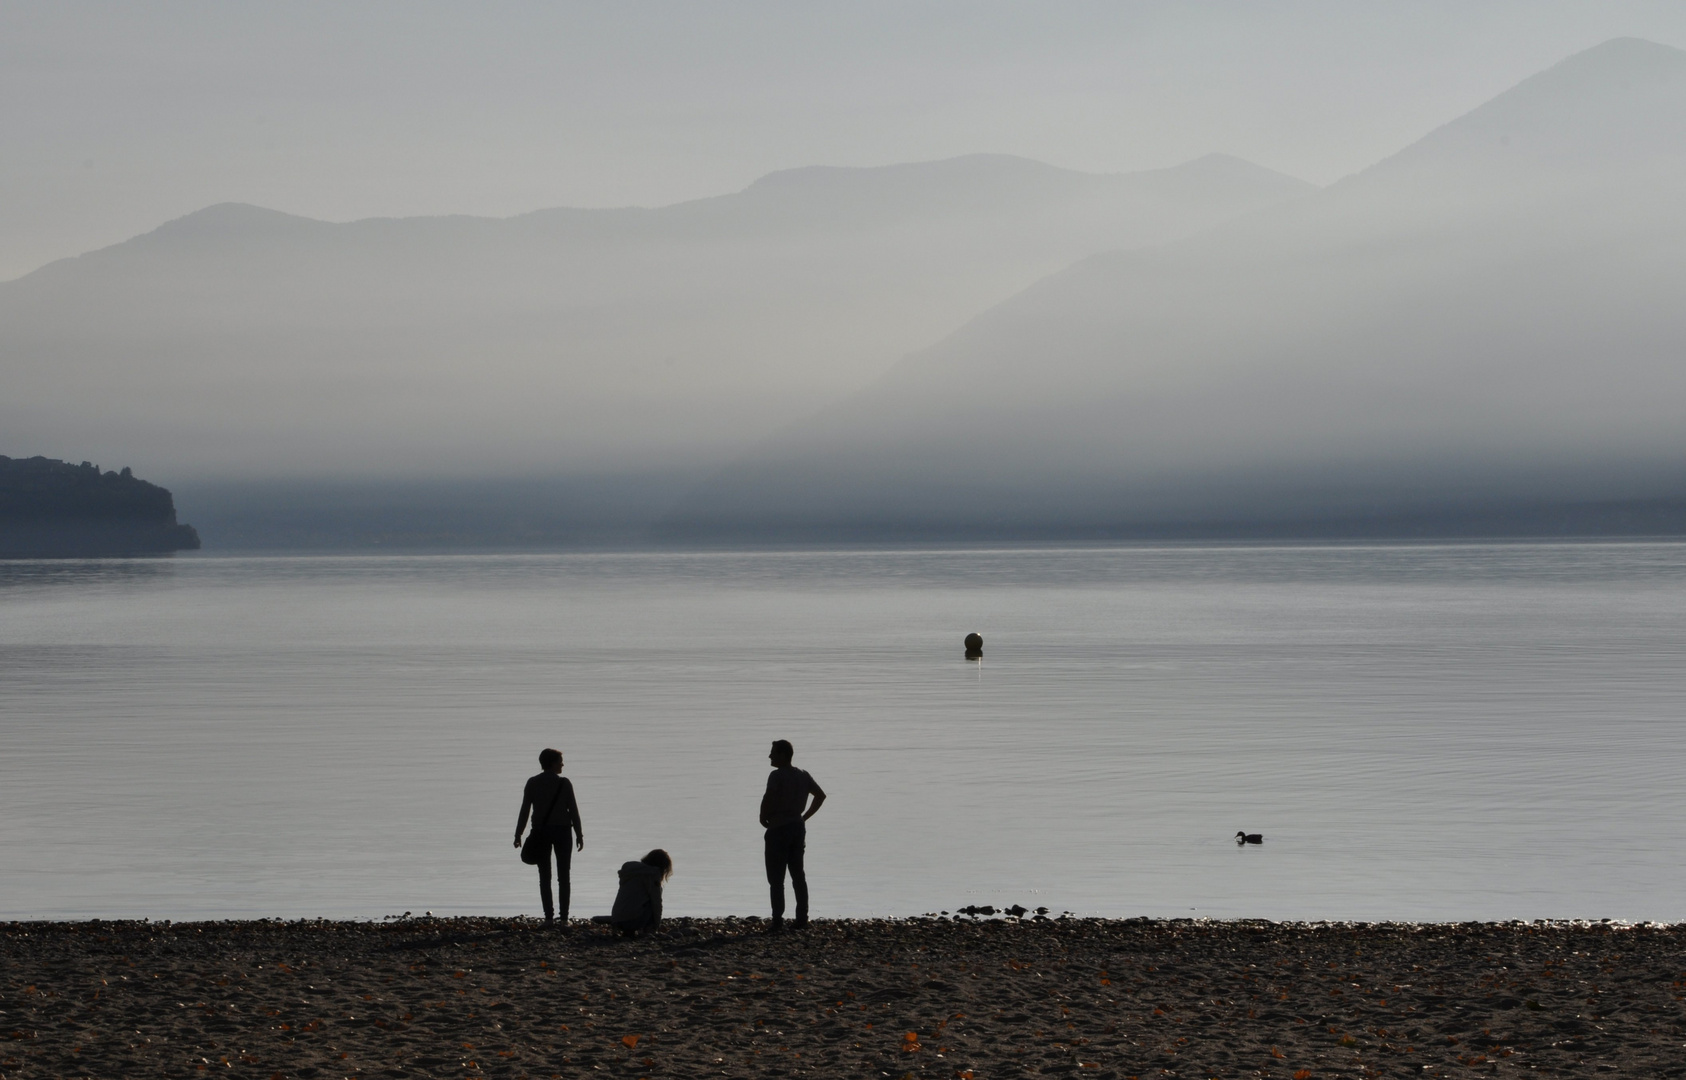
[6,1,1686,280]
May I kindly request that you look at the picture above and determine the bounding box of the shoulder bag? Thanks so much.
[520,781,567,865]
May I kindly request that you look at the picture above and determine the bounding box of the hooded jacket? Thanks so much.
[611,860,665,929]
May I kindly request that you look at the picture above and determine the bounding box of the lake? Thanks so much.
[2,543,1684,922]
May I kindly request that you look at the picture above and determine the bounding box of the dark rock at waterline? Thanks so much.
[0,456,200,557]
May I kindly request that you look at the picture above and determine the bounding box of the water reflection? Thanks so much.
[0,557,179,591]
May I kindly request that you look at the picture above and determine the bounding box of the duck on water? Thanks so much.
[1235,832,1263,846]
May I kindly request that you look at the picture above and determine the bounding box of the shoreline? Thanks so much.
[5,917,1684,1078]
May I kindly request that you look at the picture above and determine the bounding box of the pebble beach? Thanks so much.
[5,916,1685,1078]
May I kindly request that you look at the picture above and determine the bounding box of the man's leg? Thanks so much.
[554,836,573,924]
[764,829,787,923]
[788,826,809,926]
[537,847,555,923]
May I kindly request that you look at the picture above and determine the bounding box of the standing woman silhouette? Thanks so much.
[514,748,584,928]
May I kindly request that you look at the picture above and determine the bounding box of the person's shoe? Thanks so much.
[768,916,784,933]
[792,916,809,930]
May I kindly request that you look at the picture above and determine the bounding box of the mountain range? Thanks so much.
[666,38,1686,540]
[7,38,1686,547]
[0,152,1308,483]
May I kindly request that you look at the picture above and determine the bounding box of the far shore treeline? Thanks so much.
[0,455,199,558]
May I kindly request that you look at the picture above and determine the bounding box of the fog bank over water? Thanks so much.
[0,154,1307,482]
[11,37,1686,547]
[669,39,1686,541]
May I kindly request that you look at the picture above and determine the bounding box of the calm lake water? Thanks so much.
[3,544,1684,923]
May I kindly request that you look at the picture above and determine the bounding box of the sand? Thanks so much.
[4,916,1684,1079]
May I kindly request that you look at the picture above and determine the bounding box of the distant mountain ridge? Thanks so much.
[80,153,1311,264]
[14,38,1684,549]
[0,153,1312,487]
[665,38,1686,541]
[733,152,1307,217]
[1367,37,1686,176]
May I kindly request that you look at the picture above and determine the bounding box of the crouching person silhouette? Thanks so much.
[760,739,824,931]
[601,849,672,938]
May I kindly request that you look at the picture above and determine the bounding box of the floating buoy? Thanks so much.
[964,632,983,659]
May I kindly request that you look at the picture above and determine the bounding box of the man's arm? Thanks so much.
[802,775,826,821]
[564,779,584,851]
[514,782,533,847]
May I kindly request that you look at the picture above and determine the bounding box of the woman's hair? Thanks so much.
[641,848,673,882]
[538,748,562,770]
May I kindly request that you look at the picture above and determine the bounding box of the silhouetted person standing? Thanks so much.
[514,747,583,928]
[760,739,825,931]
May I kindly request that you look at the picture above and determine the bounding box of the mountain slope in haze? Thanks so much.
[669,38,1686,539]
[0,153,1311,482]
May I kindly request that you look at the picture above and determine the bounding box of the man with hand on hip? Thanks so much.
[759,739,824,931]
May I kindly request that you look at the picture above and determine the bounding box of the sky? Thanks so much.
[7,1,1686,281]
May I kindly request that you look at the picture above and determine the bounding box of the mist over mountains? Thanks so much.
[7,38,1686,548]
[0,152,1306,482]
[668,38,1686,541]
